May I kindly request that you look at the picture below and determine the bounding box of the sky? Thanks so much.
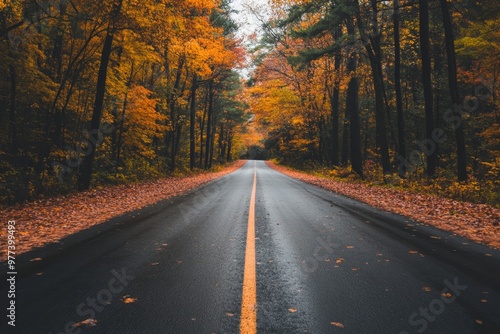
[230,0,270,77]
[230,0,269,40]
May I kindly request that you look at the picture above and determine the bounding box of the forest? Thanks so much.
[1,0,499,207]
[245,0,499,206]
[0,0,249,205]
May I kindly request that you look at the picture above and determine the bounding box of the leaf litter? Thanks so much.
[0,161,245,260]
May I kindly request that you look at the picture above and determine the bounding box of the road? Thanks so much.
[2,160,500,333]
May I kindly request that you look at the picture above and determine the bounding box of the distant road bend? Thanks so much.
[2,160,500,333]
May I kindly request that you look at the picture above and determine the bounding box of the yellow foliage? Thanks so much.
[123,86,166,159]
[480,123,500,158]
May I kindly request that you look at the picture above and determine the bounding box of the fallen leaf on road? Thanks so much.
[73,318,98,327]
[331,322,345,328]
[121,295,137,304]
[288,308,297,313]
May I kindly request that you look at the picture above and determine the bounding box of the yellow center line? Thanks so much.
[240,163,257,334]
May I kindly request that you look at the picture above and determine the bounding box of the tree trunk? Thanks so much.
[346,52,363,177]
[394,0,406,177]
[166,57,185,172]
[434,45,442,169]
[331,25,342,166]
[77,0,122,190]
[9,65,18,155]
[341,106,350,165]
[356,0,390,174]
[208,118,215,169]
[115,65,134,167]
[218,123,225,159]
[204,80,214,169]
[419,0,437,177]
[439,0,467,181]
[189,75,197,170]
[226,133,233,162]
[199,88,209,168]
[172,123,183,172]
[346,19,363,177]
[50,3,67,147]
[370,60,391,175]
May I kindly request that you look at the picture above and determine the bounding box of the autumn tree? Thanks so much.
[0,0,248,204]
[78,0,123,190]
[250,0,497,191]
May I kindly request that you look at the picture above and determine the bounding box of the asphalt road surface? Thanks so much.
[2,160,500,334]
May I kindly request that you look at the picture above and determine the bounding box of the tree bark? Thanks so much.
[419,0,437,177]
[114,64,134,168]
[9,65,18,155]
[439,0,467,181]
[166,57,185,172]
[208,116,215,169]
[204,80,214,169]
[189,75,198,170]
[356,0,390,174]
[226,133,233,162]
[77,0,123,190]
[331,25,342,166]
[199,88,209,168]
[394,0,406,177]
[346,18,362,177]
[346,52,363,177]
